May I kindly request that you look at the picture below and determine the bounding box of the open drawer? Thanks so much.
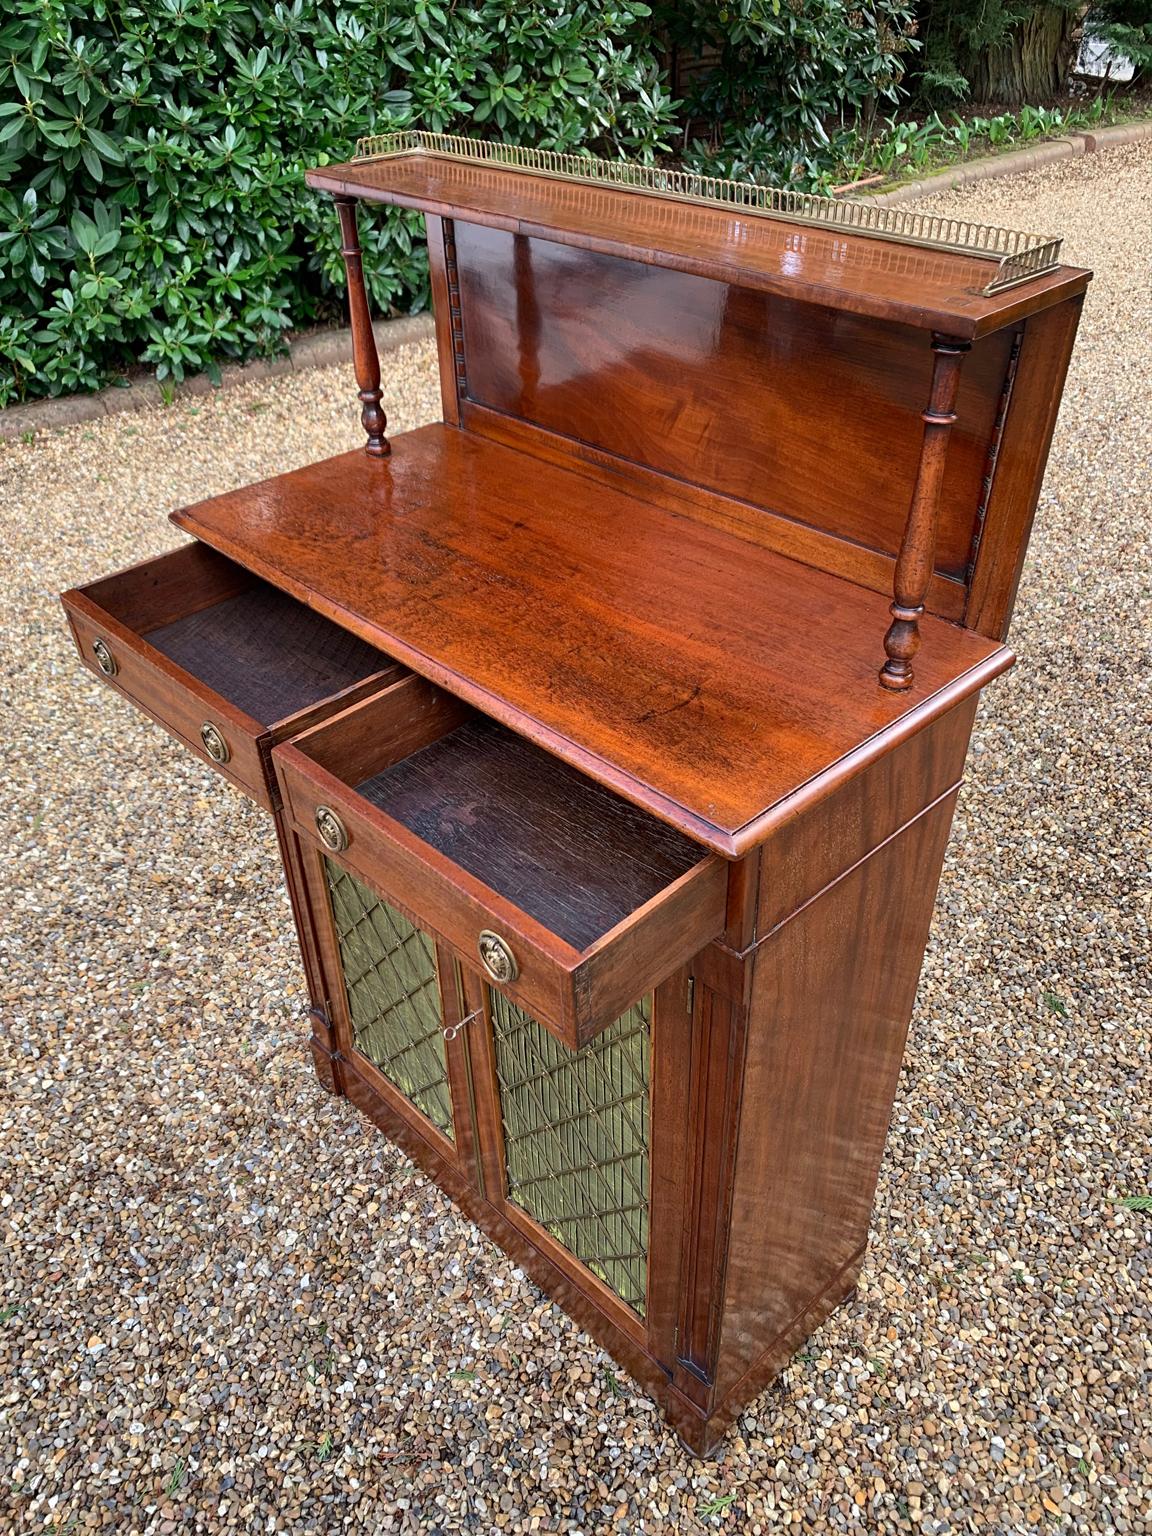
[61,542,405,811]
[274,675,727,1048]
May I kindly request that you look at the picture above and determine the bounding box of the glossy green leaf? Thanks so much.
[0,0,928,407]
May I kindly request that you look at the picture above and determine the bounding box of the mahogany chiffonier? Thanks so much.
[62,132,1089,1454]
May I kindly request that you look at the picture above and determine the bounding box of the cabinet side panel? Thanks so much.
[965,294,1083,639]
[715,787,960,1402]
[758,697,977,933]
[454,222,1013,580]
[426,213,463,425]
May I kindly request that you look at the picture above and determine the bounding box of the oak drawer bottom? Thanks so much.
[62,542,404,807]
[147,583,391,727]
[356,716,702,952]
[275,674,727,1047]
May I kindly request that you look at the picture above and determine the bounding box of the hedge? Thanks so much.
[0,1,917,406]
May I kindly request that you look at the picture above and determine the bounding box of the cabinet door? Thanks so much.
[460,964,691,1355]
[292,835,692,1363]
[302,844,482,1177]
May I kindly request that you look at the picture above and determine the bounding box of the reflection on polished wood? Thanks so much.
[351,129,1063,296]
[171,425,1011,855]
[455,225,1015,579]
[308,154,1089,338]
[63,140,1089,1455]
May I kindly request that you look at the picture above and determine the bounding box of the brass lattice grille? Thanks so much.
[490,991,651,1314]
[325,860,454,1140]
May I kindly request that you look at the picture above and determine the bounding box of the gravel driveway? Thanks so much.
[1,143,1149,1534]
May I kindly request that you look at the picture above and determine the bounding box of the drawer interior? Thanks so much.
[147,586,389,726]
[355,715,705,950]
[279,674,727,1045]
[81,543,392,728]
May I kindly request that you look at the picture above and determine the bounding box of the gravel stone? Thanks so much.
[1,144,1150,1533]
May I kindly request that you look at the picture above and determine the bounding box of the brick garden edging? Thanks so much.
[867,119,1152,204]
[0,313,434,442]
[3,119,1149,443]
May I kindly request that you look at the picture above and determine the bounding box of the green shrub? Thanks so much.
[11,0,1104,408]
[0,0,675,405]
[656,0,919,190]
[837,93,1108,181]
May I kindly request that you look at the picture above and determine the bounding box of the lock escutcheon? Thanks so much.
[199,722,230,764]
[315,805,349,852]
[478,929,518,985]
[92,637,118,677]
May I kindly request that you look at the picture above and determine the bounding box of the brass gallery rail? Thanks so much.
[352,129,1063,294]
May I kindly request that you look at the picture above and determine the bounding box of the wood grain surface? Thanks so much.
[61,544,401,808]
[357,716,704,949]
[173,426,1012,855]
[456,226,1014,578]
[274,681,726,1048]
[148,583,390,726]
[308,158,1090,338]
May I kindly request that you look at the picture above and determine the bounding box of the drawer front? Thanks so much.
[64,593,273,809]
[275,740,727,1048]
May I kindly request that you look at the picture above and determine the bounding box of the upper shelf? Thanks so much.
[172,425,1011,857]
[306,133,1089,339]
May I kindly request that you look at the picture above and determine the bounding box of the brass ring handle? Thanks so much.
[199,722,230,764]
[92,637,118,677]
[478,930,519,985]
[315,805,349,853]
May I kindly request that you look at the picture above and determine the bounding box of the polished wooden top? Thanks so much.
[172,425,1012,855]
[307,154,1088,339]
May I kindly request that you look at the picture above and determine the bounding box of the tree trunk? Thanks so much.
[968,5,1079,104]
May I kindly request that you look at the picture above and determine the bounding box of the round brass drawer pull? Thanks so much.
[92,637,118,677]
[478,930,519,985]
[199,722,230,764]
[315,805,349,853]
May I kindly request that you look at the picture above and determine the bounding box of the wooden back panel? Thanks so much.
[450,222,1015,583]
[428,217,1082,635]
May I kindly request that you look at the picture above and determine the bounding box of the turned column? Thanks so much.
[879,333,971,690]
[334,194,389,457]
